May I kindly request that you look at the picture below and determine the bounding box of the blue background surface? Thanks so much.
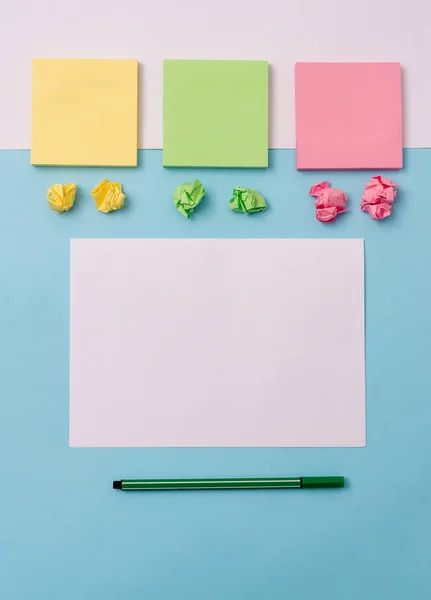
[1,149,430,599]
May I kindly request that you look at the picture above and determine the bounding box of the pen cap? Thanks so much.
[302,476,344,488]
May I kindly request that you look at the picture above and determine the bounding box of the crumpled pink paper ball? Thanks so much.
[361,175,400,220]
[309,181,348,223]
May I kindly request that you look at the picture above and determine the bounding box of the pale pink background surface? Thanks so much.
[295,62,403,169]
[1,0,430,149]
[70,239,366,447]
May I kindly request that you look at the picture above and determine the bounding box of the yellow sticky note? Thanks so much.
[31,59,138,166]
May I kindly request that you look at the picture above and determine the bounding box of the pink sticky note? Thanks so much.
[295,63,403,170]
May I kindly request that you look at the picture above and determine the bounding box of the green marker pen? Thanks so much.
[113,476,344,491]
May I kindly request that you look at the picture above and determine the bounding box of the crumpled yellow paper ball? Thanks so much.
[46,183,77,214]
[91,179,126,213]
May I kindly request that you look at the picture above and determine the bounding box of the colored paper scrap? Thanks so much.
[47,183,77,214]
[309,181,347,223]
[361,175,400,220]
[173,179,205,218]
[92,179,125,213]
[229,187,267,214]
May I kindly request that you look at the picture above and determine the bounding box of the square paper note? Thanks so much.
[295,62,402,169]
[70,239,365,447]
[163,60,268,167]
[31,59,138,166]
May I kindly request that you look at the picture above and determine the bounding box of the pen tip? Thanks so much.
[113,481,121,489]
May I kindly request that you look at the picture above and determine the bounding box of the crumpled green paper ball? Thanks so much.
[229,187,267,214]
[173,179,205,218]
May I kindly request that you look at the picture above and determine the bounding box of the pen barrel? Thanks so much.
[114,477,344,491]
[119,478,302,491]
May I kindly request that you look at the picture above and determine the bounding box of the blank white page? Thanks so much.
[70,239,365,447]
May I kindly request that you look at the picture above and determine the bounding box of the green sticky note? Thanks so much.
[163,60,268,168]
[229,187,267,214]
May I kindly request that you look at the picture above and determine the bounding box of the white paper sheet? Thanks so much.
[70,239,365,447]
